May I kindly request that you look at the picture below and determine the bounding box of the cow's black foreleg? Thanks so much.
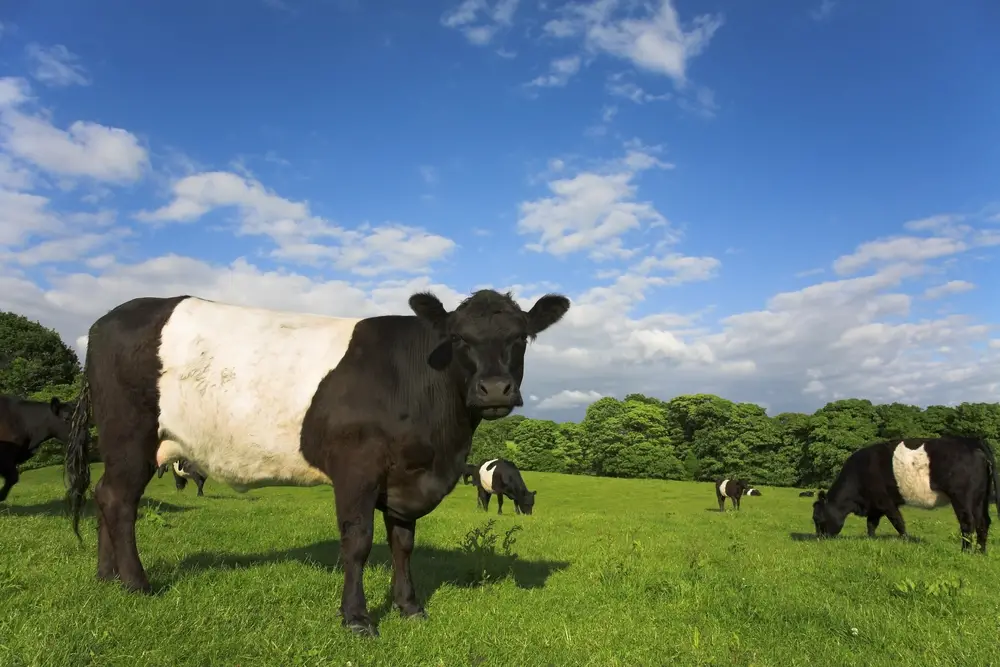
[866,512,883,537]
[496,493,504,515]
[478,488,490,511]
[733,496,741,511]
[383,513,427,620]
[195,475,205,497]
[717,495,725,512]
[333,482,378,636]
[0,464,17,503]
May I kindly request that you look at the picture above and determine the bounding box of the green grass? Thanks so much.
[3,466,1000,667]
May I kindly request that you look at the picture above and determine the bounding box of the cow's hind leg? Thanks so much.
[383,513,427,620]
[951,501,976,553]
[976,504,990,554]
[93,425,157,593]
[717,495,725,512]
[332,478,379,636]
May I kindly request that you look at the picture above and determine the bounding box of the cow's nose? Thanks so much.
[477,378,512,402]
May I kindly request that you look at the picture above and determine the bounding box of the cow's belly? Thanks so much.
[384,450,468,520]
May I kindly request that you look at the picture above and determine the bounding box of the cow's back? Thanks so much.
[154,297,362,489]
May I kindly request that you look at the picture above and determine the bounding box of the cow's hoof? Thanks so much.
[394,603,428,620]
[342,617,378,638]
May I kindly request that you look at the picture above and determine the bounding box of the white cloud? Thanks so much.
[606,72,671,103]
[136,170,456,276]
[441,0,519,45]
[543,0,723,87]
[923,280,975,300]
[536,389,604,410]
[527,55,582,88]
[517,142,675,259]
[834,235,968,276]
[811,0,837,21]
[0,78,148,184]
[25,43,91,87]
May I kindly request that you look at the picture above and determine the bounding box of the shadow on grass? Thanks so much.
[162,538,571,627]
[789,532,924,543]
[0,497,196,519]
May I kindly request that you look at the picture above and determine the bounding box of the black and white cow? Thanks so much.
[473,458,536,515]
[156,458,208,496]
[812,436,1000,553]
[0,395,74,502]
[714,478,760,511]
[799,491,815,497]
[63,289,569,636]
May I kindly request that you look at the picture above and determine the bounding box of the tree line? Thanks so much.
[3,310,999,487]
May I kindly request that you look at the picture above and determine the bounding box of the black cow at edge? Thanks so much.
[812,436,1000,553]
[156,458,208,496]
[0,395,74,502]
[62,289,570,637]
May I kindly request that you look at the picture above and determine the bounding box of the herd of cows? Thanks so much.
[1,289,999,638]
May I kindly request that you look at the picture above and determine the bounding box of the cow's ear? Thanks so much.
[49,397,61,414]
[427,340,453,371]
[409,292,449,331]
[526,294,570,337]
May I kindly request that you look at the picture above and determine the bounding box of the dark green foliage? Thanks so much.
[0,312,80,396]
[471,392,997,488]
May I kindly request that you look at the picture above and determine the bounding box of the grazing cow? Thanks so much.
[474,458,536,515]
[0,395,74,502]
[63,289,569,636]
[714,478,760,511]
[156,458,208,496]
[812,436,1000,553]
[461,462,479,486]
[799,491,815,498]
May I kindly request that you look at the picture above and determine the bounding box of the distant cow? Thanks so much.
[157,458,208,496]
[63,289,569,636]
[714,478,760,511]
[473,458,536,515]
[812,436,1000,553]
[0,395,74,502]
[799,491,815,497]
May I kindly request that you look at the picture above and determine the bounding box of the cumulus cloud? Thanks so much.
[136,170,456,276]
[441,0,519,45]
[542,0,723,87]
[527,55,582,88]
[517,141,675,260]
[924,280,975,300]
[25,43,91,87]
[0,77,148,184]
[537,389,604,410]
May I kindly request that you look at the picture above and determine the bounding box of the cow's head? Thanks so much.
[410,289,570,420]
[47,397,75,442]
[516,490,537,515]
[812,490,845,537]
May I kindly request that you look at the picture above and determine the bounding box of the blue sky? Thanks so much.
[0,0,997,420]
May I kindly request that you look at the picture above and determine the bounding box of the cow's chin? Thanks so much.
[479,406,513,420]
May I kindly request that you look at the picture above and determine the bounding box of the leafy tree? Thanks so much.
[0,312,80,396]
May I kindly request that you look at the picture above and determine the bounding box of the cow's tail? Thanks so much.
[976,437,1000,521]
[64,365,93,542]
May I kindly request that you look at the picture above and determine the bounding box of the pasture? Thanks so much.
[3,466,1000,667]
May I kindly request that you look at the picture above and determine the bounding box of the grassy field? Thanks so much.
[3,466,1000,667]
